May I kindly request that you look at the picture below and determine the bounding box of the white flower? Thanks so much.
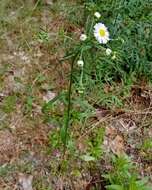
[80,34,87,41]
[77,60,84,67]
[94,23,110,44]
[94,12,101,18]
[106,48,112,56]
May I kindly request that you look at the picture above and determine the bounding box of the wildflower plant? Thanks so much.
[61,6,115,148]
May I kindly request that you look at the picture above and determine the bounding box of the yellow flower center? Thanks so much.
[99,28,106,37]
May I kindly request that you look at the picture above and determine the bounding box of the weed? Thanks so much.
[104,155,151,190]
[141,138,152,151]
[1,95,17,113]
[0,164,13,178]
[87,128,105,160]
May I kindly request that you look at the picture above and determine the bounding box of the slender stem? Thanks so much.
[80,65,84,87]
[32,0,41,11]
[63,55,76,152]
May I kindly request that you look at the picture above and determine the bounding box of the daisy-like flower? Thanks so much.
[80,34,87,41]
[106,48,112,56]
[94,12,101,19]
[94,23,110,44]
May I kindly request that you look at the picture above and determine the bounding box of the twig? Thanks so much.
[78,106,152,140]
[78,115,112,141]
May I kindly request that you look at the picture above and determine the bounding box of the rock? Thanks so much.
[18,173,33,190]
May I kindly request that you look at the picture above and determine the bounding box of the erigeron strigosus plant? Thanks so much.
[61,10,115,151]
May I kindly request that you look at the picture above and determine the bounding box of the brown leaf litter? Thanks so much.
[0,130,17,164]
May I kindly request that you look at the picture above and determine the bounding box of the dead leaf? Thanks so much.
[110,135,125,156]
[43,91,56,102]
[118,119,137,132]
[0,130,16,163]
[105,126,117,137]
[96,108,110,120]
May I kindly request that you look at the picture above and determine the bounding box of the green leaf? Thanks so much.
[42,93,63,113]
[106,184,124,190]
[80,155,96,162]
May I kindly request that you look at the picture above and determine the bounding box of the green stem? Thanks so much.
[32,0,41,11]
[80,65,84,87]
[63,55,77,152]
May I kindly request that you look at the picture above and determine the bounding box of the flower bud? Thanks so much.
[77,60,84,67]
[80,34,87,41]
[106,48,112,56]
[94,12,101,18]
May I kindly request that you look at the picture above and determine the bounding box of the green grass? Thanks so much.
[1,95,17,113]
